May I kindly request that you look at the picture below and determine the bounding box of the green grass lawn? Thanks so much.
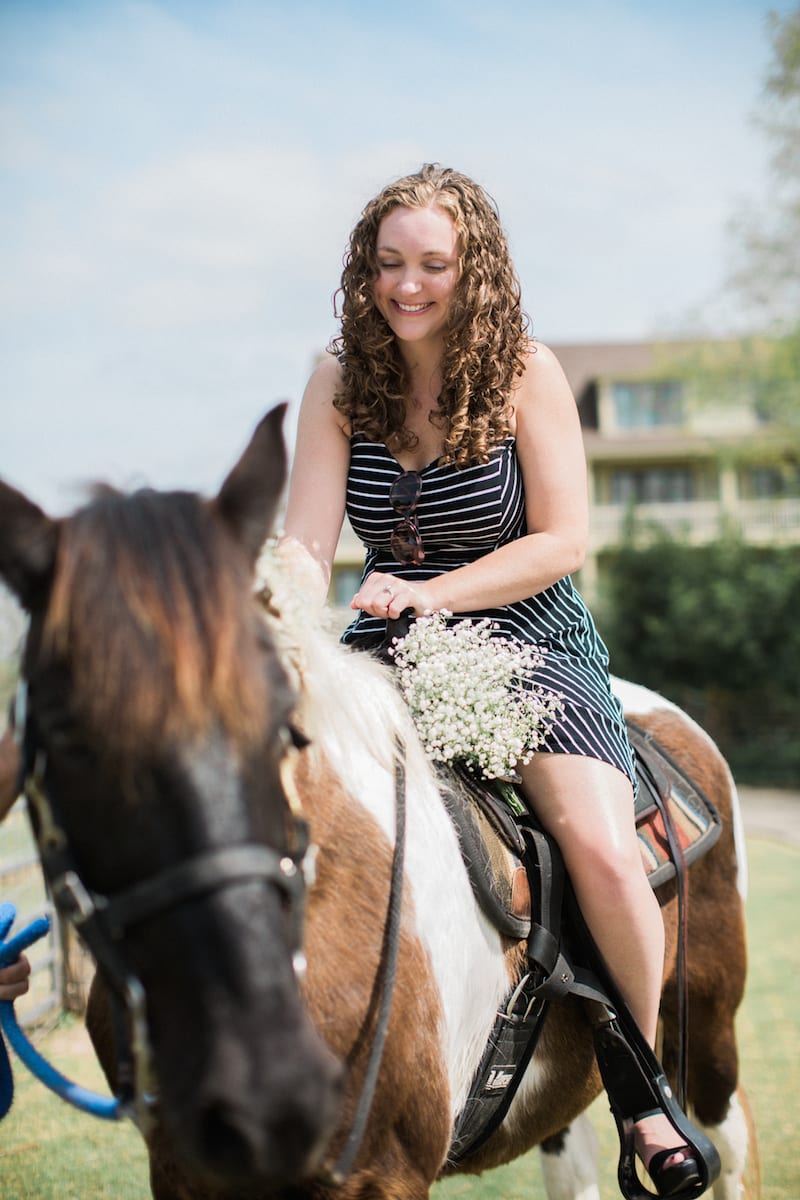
[0,835,797,1199]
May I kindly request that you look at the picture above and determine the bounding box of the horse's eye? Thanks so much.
[49,722,87,752]
[35,706,94,758]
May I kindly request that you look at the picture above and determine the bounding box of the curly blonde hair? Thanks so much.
[330,163,532,467]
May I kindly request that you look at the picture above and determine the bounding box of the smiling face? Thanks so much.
[372,203,461,352]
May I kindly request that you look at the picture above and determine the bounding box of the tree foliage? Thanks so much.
[691,7,800,440]
[601,528,800,785]
[730,5,800,325]
[670,333,800,439]
[595,15,800,785]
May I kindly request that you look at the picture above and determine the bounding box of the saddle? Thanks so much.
[447,720,722,938]
[444,722,722,1199]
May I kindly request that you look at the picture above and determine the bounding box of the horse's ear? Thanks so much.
[0,481,59,611]
[214,403,289,565]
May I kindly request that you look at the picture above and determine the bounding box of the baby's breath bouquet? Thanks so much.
[389,611,564,780]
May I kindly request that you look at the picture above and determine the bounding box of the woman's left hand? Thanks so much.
[352,572,436,620]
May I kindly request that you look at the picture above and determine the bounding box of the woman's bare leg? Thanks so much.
[518,750,686,1169]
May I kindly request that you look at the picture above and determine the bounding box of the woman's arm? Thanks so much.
[357,344,589,619]
[280,357,352,610]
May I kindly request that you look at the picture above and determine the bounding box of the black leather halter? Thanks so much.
[14,678,315,1132]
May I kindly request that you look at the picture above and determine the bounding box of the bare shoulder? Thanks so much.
[306,353,344,398]
[513,342,576,419]
[522,341,571,386]
[301,355,348,432]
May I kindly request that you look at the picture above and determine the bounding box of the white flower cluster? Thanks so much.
[390,611,564,780]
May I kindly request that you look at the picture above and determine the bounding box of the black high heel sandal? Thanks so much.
[633,1107,703,1198]
[586,1006,719,1200]
[644,1145,702,1198]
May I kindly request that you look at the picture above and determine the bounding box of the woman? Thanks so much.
[282,163,700,1197]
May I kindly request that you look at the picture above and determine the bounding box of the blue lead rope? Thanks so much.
[0,901,123,1122]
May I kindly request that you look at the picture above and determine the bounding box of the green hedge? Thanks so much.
[599,527,800,787]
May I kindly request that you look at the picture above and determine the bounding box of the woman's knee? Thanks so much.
[555,823,644,898]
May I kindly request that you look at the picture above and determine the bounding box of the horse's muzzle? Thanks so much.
[172,1021,342,1190]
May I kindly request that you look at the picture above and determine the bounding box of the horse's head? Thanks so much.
[0,406,341,1191]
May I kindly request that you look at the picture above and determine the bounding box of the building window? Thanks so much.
[610,467,695,504]
[331,565,363,608]
[611,380,684,429]
[744,465,800,499]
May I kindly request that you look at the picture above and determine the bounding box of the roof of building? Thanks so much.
[548,340,697,404]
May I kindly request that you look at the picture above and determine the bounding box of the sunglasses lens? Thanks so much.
[391,518,425,564]
[389,471,422,515]
[389,470,424,563]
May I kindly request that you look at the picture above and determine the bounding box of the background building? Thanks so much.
[558,339,800,602]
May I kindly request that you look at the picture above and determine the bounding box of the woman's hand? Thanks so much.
[0,954,31,1002]
[352,572,436,621]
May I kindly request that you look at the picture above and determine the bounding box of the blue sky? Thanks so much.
[1,0,794,511]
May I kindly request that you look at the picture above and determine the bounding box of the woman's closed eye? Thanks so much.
[378,260,449,273]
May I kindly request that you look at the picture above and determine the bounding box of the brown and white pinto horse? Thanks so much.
[0,408,748,1200]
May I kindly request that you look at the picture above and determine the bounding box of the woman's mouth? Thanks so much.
[393,300,433,314]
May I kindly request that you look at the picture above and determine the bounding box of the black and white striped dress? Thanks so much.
[342,435,636,789]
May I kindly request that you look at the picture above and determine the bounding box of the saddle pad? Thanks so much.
[440,720,723,936]
[627,720,723,891]
[440,767,531,940]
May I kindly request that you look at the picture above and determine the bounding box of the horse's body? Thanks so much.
[0,409,748,1200]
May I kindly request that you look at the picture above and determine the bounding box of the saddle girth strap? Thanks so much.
[516,816,577,998]
[447,974,549,1166]
[447,815,577,1166]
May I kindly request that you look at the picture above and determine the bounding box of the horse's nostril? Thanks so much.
[189,1093,330,1187]
[197,1101,256,1177]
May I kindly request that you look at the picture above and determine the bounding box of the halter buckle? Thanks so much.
[125,976,158,1135]
[51,869,101,925]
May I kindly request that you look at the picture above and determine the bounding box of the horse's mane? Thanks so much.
[42,484,425,780]
[42,486,286,756]
[257,559,426,787]
[298,629,414,777]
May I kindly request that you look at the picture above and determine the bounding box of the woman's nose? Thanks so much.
[397,272,422,295]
